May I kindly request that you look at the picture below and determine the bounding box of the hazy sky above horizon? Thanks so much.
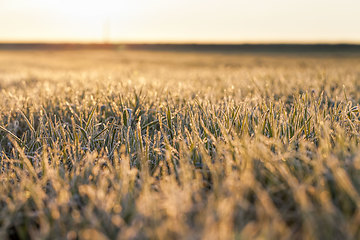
[0,0,359,43]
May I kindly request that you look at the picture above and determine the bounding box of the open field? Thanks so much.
[0,50,360,239]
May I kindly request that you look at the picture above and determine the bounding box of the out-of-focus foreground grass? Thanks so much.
[0,50,359,240]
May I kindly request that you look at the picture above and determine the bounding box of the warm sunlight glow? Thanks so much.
[0,0,359,43]
[51,1,118,20]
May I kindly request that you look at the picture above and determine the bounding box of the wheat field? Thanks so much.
[0,50,359,240]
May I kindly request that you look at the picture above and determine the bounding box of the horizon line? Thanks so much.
[1,40,360,45]
[0,39,360,45]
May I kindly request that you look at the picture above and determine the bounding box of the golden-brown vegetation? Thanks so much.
[0,50,359,239]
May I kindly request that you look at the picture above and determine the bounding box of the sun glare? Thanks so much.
[51,0,122,20]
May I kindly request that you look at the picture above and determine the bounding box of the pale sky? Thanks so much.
[0,0,359,43]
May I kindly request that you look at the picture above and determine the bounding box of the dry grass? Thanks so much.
[0,50,359,239]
